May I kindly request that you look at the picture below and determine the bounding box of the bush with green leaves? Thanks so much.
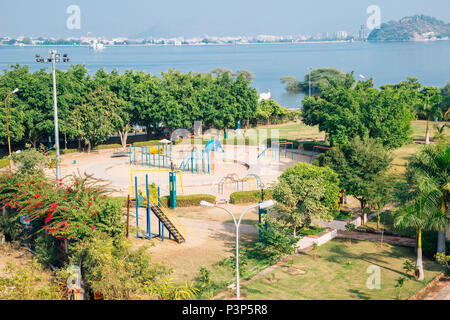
[248,218,298,263]
[272,162,340,235]
[0,259,63,300]
[229,189,273,204]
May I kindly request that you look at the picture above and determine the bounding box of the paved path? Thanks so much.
[336,230,416,247]
[423,277,450,300]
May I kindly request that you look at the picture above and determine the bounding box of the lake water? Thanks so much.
[0,41,449,108]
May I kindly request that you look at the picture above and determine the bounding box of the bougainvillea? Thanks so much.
[0,172,125,258]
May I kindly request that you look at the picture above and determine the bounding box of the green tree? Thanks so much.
[407,141,449,256]
[415,86,443,144]
[395,172,441,280]
[68,87,122,152]
[272,162,340,236]
[302,82,414,149]
[281,68,355,95]
[317,136,393,222]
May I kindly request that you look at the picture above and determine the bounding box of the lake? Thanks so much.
[0,41,449,108]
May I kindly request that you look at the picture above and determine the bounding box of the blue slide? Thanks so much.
[205,139,225,153]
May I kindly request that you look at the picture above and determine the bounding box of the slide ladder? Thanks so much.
[149,200,186,243]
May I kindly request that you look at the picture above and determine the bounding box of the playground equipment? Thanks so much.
[309,145,330,163]
[129,170,186,243]
[128,139,220,175]
[218,173,263,194]
[205,139,225,153]
[271,141,294,161]
[128,139,173,169]
[257,144,268,159]
[178,147,212,174]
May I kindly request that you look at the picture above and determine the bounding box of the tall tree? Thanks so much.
[272,162,340,236]
[317,136,393,222]
[68,87,122,152]
[407,141,449,256]
[302,82,414,149]
[415,87,443,144]
[395,173,439,280]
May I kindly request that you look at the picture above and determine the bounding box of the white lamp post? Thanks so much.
[35,50,70,185]
[200,200,275,300]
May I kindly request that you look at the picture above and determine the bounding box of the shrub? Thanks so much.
[0,259,64,300]
[302,141,329,152]
[248,219,297,263]
[0,172,126,265]
[160,194,216,207]
[68,235,171,300]
[11,148,48,174]
[230,190,273,204]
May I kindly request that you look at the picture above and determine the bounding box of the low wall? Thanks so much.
[296,228,337,250]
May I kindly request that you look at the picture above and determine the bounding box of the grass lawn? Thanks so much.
[232,239,443,300]
[411,120,448,141]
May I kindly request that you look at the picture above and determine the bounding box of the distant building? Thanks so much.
[335,31,348,39]
[358,25,368,40]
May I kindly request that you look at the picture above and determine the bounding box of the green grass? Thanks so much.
[233,239,443,300]
[411,120,448,141]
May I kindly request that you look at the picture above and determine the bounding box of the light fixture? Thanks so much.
[200,200,214,208]
[259,200,275,210]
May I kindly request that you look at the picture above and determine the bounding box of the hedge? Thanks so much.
[302,141,330,152]
[230,189,273,204]
[160,194,216,207]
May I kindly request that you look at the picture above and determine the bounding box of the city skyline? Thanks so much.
[0,0,449,39]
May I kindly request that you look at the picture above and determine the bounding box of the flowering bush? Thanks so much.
[0,172,125,263]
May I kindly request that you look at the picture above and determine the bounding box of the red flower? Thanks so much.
[50,203,58,210]
[88,201,92,207]
[44,213,53,224]
[33,193,40,199]
[92,226,96,231]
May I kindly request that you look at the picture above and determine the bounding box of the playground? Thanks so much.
[52,136,309,259]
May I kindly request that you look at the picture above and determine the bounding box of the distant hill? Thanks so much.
[368,15,450,41]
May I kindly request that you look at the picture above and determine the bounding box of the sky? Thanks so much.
[1,0,449,38]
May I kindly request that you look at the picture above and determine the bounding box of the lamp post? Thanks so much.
[200,200,275,300]
[307,67,312,97]
[359,74,373,88]
[4,88,19,172]
[35,50,70,184]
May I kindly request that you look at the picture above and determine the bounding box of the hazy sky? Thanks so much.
[1,0,449,38]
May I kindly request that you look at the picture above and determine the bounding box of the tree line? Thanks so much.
[0,64,296,152]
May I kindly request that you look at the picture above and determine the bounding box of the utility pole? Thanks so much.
[307,67,312,97]
[35,50,70,185]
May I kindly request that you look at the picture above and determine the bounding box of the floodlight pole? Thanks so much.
[50,50,61,184]
[36,50,70,185]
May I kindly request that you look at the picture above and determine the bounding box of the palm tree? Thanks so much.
[407,142,450,256]
[395,174,439,280]
[416,87,443,144]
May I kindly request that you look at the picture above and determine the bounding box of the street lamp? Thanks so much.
[35,50,70,185]
[200,200,275,300]
[4,88,19,172]
[359,74,373,88]
[307,67,313,97]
